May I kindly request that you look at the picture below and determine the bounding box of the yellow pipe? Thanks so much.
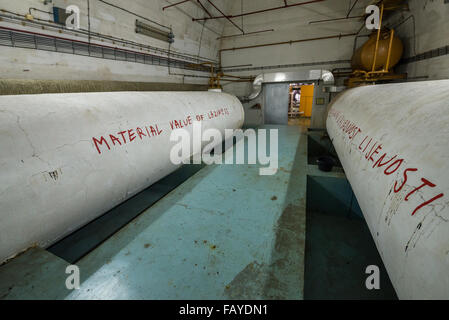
[385,29,395,71]
[371,3,384,72]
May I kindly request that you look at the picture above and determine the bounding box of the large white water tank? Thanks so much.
[0,91,244,263]
[327,80,449,299]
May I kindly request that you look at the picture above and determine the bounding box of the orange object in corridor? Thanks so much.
[299,84,314,117]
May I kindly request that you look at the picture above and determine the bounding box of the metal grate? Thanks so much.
[0,28,207,72]
[400,44,449,65]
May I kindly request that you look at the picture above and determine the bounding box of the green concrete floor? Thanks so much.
[304,175,397,300]
[304,209,397,300]
[0,125,308,300]
[0,123,397,300]
[304,131,397,300]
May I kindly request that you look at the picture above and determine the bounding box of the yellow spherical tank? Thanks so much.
[352,29,403,72]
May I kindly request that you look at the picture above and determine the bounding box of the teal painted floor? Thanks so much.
[0,125,308,300]
[0,124,398,300]
[304,175,397,300]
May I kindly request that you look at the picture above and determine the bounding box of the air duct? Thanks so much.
[243,70,334,101]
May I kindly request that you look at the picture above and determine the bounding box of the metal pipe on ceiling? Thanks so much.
[346,0,361,18]
[0,25,209,71]
[193,0,326,21]
[217,29,274,40]
[218,32,357,67]
[166,72,252,82]
[309,15,364,25]
[220,33,358,52]
[220,64,253,69]
[205,0,244,33]
[98,0,171,30]
[196,0,213,17]
[162,0,191,11]
[161,0,222,36]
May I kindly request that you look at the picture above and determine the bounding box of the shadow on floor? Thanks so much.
[304,175,398,300]
[48,164,205,263]
[288,117,311,127]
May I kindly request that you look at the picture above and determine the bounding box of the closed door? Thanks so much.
[263,83,290,125]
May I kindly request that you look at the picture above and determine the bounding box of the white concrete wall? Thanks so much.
[386,0,449,80]
[0,0,232,83]
[219,0,372,125]
[219,0,449,126]
[219,1,371,76]
[219,0,367,70]
[2,1,447,86]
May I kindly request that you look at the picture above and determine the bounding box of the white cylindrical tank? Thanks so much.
[0,91,244,263]
[327,80,449,299]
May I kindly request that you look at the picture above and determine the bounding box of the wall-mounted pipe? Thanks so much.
[163,0,191,11]
[193,0,326,21]
[309,15,364,25]
[217,29,274,40]
[219,33,357,67]
[220,33,358,53]
[0,10,217,65]
[346,0,361,18]
[205,0,244,33]
[196,0,213,18]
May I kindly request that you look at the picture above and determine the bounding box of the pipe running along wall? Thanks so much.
[0,91,244,263]
[326,80,449,299]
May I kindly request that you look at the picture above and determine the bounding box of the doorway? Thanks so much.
[288,83,314,127]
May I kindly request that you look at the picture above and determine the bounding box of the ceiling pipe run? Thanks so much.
[0,25,206,70]
[193,0,326,21]
[309,15,365,25]
[346,0,361,18]
[219,32,357,68]
[205,0,244,33]
[220,33,357,52]
[162,0,191,11]
[217,29,274,40]
[196,0,213,17]
[0,10,218,64]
